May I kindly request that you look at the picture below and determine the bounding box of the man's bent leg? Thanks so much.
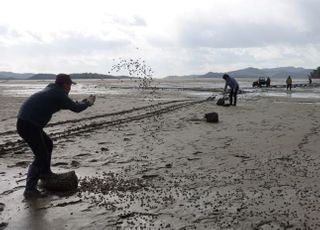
[17,119,50,192]
[41,131,53,176]
[26,162,41,190]
[229,91,233,105]
[234,88,238,106]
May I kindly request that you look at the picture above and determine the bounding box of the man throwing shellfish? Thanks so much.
[16,74,96,199]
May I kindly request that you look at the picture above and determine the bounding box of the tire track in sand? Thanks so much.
[0,99,207,155]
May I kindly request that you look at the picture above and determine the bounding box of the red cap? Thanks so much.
[55,74,76,85]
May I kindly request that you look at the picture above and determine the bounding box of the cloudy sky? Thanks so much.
[1,0,319,78]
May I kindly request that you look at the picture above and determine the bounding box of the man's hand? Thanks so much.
[83,95,96,106]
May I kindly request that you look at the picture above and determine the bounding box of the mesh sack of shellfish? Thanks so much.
[39,171,78,192]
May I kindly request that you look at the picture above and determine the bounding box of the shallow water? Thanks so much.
[1,78,319,100]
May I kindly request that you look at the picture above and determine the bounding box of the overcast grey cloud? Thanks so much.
[0,25,8,35]
[0,0,319,77]
[177,20,315,48]
[111,15,147,27]
[174,0,320,48]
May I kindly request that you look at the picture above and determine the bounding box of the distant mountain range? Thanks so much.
[165,66,314,79]
[0,66,315,80]
[29,73,133,80]
[0,71,34,79]
[0,72,134,80]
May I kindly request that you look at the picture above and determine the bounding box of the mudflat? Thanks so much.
[1,80,320,229]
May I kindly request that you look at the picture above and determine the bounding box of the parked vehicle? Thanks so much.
[252,77,270,87]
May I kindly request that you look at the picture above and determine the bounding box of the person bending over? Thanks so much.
[17,73,96,198]
[223,74,239,106]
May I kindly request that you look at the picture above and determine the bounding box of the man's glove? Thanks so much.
[82,95,96,106]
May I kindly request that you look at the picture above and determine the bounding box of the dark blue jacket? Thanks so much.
[224,77,239,90]
[18,83,89,128]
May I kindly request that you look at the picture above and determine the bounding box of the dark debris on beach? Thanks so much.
[78,172,151,194]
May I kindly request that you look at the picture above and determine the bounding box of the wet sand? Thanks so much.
[1,81,320,229]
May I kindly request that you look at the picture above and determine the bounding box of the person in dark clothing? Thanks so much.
[17,73,96,198]
[223,74,239,106]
